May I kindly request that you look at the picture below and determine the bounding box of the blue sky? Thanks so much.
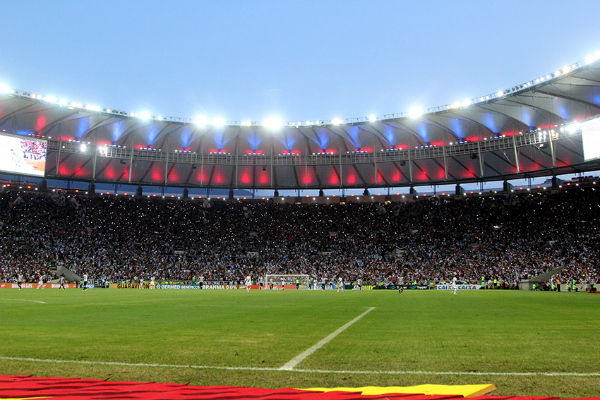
[2,0,600,124]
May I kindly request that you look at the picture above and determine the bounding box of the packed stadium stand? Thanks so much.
[1,186,598,289]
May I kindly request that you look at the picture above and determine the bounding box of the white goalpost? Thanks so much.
[264,274,310,286]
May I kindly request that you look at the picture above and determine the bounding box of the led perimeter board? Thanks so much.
[0,134,47,177]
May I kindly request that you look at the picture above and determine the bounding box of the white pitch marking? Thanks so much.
[279,307,376,371]
[0,299,46,304]
[0,356,599,377]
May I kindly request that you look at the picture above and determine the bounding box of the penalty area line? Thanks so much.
[0,299,46,304]
[0,356,599,377]
[279,307,376,371]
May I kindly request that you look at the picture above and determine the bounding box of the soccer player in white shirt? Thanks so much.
[245,275,252,292]
[139,276,144,289]
[59,275,66,290]
[452,276,458,295]
[37,275,44,289]
[17,273,23,290]
[83,274,88,290]
[280,277,285,290]
[338,277,344,292]
[150,276,155,289]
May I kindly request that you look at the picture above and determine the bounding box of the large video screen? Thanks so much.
[0,134,47,177]
[581,117,600,161]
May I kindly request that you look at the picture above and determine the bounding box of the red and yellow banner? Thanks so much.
[0,375,596,400]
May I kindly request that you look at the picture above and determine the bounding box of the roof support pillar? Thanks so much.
[270,137,274,189]
[374,141,378,186]
[92,129,98,180]
[304,140,308,188]
[408,136,413,184]
[443,131,448,181]
[128,137,134,184]
[164,135,168,186]
[56,124,62,178]
[234,136,239,188]
[339,144,343,189]
[477,128,484,178]
[549,129,556,168]
[200,142,204,187]
[512,126,520,173]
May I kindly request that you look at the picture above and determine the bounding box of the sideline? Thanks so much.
[0,356,599,377]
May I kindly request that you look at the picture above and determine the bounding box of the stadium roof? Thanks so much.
[1,54,600,190]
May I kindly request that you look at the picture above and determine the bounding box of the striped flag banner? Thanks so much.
[0,375,598,400]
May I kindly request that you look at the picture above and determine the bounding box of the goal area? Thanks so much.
[264,274,310,285]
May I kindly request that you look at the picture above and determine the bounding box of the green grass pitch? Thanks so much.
[0,288,598,398]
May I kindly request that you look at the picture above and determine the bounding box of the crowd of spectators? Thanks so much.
[0,187,598,288]
[20,140,47,160]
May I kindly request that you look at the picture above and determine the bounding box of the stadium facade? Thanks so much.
[1,55,600,195]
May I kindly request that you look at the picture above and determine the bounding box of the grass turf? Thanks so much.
[0,288,598,398]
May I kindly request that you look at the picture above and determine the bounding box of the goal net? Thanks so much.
[264,274,310,286]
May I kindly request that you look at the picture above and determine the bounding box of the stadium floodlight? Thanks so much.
[461,99,471,107]
[331,118,342,126]
[497,91,505,97]
[212,117,226,127]
[80,144,87,152]
[44,96,57,103]
[554,70,561,77]
[58,99,68,106]
[157,115,163,121]
[566,123,580,134]
[0,83,11,93]
[562,65,571,73]
[263,117,282,129]
[369,114,377,122]
[139,111,151,120]
[408,107,423,118]
[195,116,208,127]
[241,120,251,126]
[585,52,600,65]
